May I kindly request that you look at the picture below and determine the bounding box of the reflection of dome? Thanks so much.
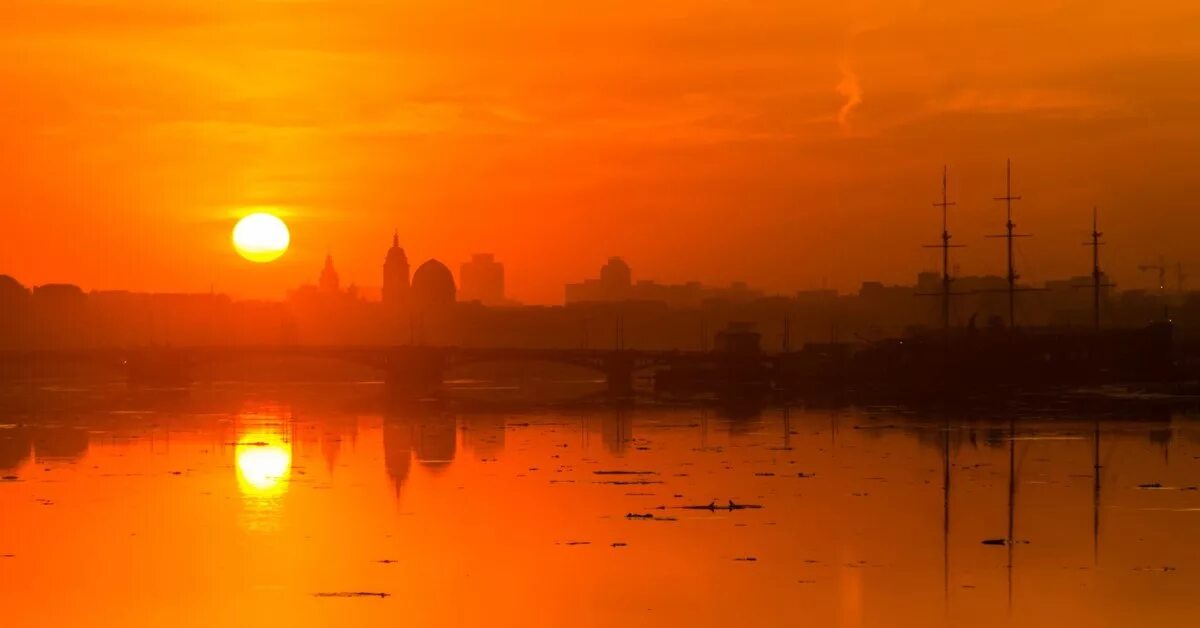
[415,420,456,470]
[0,428,32,471]
[33,428,89,462]
[411,259,456,307]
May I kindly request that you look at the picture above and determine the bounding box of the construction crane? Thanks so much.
[1138,257,1167,296]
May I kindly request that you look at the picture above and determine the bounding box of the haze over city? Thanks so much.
[6,3,1200,627]
[2,0,1199,301]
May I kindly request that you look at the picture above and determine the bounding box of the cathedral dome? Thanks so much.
[0,275,29,300]
[411,259,456,307]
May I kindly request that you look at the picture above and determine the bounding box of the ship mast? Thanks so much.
[988,159,1031,328]
[1091,209,1101,329]
[1076,208,1114,329]
[1007,415,1017,611]
[922,166,964,331]
[1090,208,1105,330]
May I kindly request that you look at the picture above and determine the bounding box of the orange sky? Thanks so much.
[2,0,1199,303]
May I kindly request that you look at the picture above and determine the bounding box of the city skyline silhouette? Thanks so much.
[3,1,1199,303]
[4,2,1200,626]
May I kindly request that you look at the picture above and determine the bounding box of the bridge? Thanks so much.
[0,345,778,398]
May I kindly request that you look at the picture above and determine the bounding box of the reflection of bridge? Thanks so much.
[1,345,753,397]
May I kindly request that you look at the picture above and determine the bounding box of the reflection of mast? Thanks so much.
[830,409,839,450]
[603,408,630,455]
[782,406,792,450]
[943,414,952,607]
[1093,416,1101,565]
[1007,415,1017,611]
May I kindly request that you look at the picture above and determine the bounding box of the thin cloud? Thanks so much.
[836,63,863,134]
[930,88,1120,117]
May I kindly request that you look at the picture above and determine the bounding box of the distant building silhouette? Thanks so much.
[567,257,632,302]
[459,254,505,305]
[319,254,340,294]
[600,256,632,293]
[382,231,410,309]
[566,257,764,307]
[0,275,31,350]
[33,283,86,302]
[411,259,456,308]
[32,284,87,348]
[715,322,762,355]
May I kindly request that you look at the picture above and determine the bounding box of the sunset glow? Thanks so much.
[0,1,1197,299]
[5,2,1200,626]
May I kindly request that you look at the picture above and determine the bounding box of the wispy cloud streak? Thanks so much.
[836,63,862,134]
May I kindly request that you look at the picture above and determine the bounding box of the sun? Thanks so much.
[232,212,290,263]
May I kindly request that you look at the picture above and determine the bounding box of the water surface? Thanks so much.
[2,384,1198,626]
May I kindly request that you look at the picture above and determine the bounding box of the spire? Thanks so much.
[392,229,399,249]
[319,253,340,293]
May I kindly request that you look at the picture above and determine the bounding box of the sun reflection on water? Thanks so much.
[236,438,291,494]
[234,416,293,531]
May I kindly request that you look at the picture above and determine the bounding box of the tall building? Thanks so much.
[319,254,340,293]
[459,253,505,305]
[382,231,410,308]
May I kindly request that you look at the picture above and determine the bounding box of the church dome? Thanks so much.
[0,275,29,300]
[411,259,456,307]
